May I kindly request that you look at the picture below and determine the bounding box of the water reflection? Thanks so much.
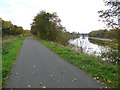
[68,36,109,57]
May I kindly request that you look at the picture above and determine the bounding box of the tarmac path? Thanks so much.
[5,37,107,88]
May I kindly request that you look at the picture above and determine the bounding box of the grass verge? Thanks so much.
[2,36,29,87]
[35,37,118,88]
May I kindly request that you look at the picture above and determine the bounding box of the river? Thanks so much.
[68,36,110,59]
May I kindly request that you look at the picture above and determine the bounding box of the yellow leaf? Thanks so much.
[28,85,31,88]
[74,78,77,81]
[42,86,46,88]
[96,77,99,80]
[107,80,111,83]
[51,75,54,77]
[89,74,92,76]
[40,82,43,85]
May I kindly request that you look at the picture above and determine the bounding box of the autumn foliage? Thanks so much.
[2,19,30,37]
[31,11,70,46]
[88,29,119,42]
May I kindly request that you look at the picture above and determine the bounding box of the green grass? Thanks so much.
[35,37,118,88]
[2,36,28,87]
[2,36,19,47]
[0,54,2,89]
[0,37,2,89]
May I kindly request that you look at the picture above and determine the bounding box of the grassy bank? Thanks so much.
[89,38,118,64]
[2,35,29,47]
[35,37,118,88]
[0,37,2,89]
[2,36,29,87]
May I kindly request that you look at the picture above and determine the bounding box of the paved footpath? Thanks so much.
[5,37,107,88]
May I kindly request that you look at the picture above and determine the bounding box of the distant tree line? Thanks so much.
[70,32,80,39]
[1,18,30,37]
[31,11,70,46]
[88,29,119,41]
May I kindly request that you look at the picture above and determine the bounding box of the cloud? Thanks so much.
[0,0,107,33]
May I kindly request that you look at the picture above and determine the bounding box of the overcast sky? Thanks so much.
[0,0,108,33]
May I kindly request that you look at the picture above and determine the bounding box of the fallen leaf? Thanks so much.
[89,74,92,76]
[96,77,99,80]
[42,86,46,88]
[74,78,77,81]
[97,80,100,83]
[72,79,74,81]
[83,66,84,68]
[40,82,43,85]
[28,85,31,88]
[105,87,108,88]
[107,80,111,84]
[51,75,54,77]
[15,73,18,75]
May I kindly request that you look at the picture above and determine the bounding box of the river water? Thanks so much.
[68,36,109,58]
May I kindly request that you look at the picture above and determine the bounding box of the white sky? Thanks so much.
[0,0,108,33]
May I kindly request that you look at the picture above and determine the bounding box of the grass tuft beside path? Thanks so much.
[35,37,118,88]
[2,36,28,87]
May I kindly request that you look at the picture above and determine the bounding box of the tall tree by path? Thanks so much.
[98,0,120,88]
[31,11,70,46]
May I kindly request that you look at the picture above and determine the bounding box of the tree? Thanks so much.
[2,20,15,36]
[98,1,120,28]
[98,1,120,39]
[2,19,26,36]
[88,29,108,38]
[98,2,120,39]
[31,11,70,45]
[98,1,120,82]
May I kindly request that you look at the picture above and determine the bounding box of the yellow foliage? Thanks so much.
[19,35,23,37]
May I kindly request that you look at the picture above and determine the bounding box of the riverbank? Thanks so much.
[35,37,118,88]
[89,37,113,41]
[89,38,118,64]
[89,38,118,50]
[2,35,29,87]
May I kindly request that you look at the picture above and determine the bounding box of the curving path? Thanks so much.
[5,37,107,88]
